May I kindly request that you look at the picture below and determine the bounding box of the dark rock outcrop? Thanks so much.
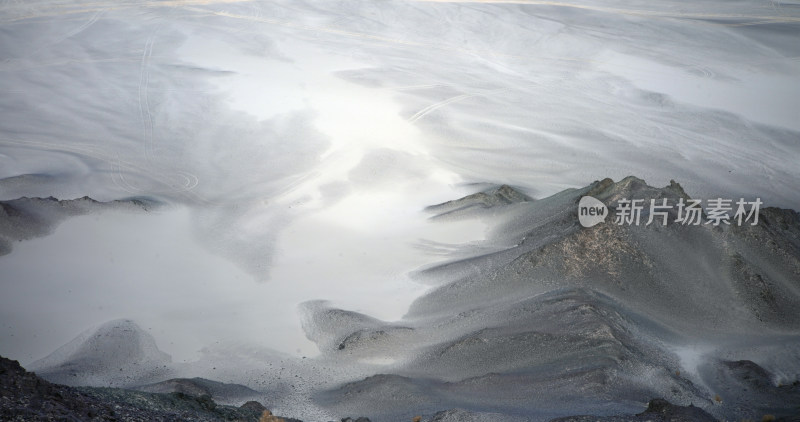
[426,184,532,219]
[0,355,290,421]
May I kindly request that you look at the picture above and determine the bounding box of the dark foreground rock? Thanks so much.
[0,355,299,421]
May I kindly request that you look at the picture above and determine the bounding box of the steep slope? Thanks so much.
[309,177,800,421]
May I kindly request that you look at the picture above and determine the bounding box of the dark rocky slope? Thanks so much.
[309,177,800,421]
[0,355,290,421]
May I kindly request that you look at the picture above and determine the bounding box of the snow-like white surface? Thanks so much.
[0,0,799,406]
[0,205,484,363]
